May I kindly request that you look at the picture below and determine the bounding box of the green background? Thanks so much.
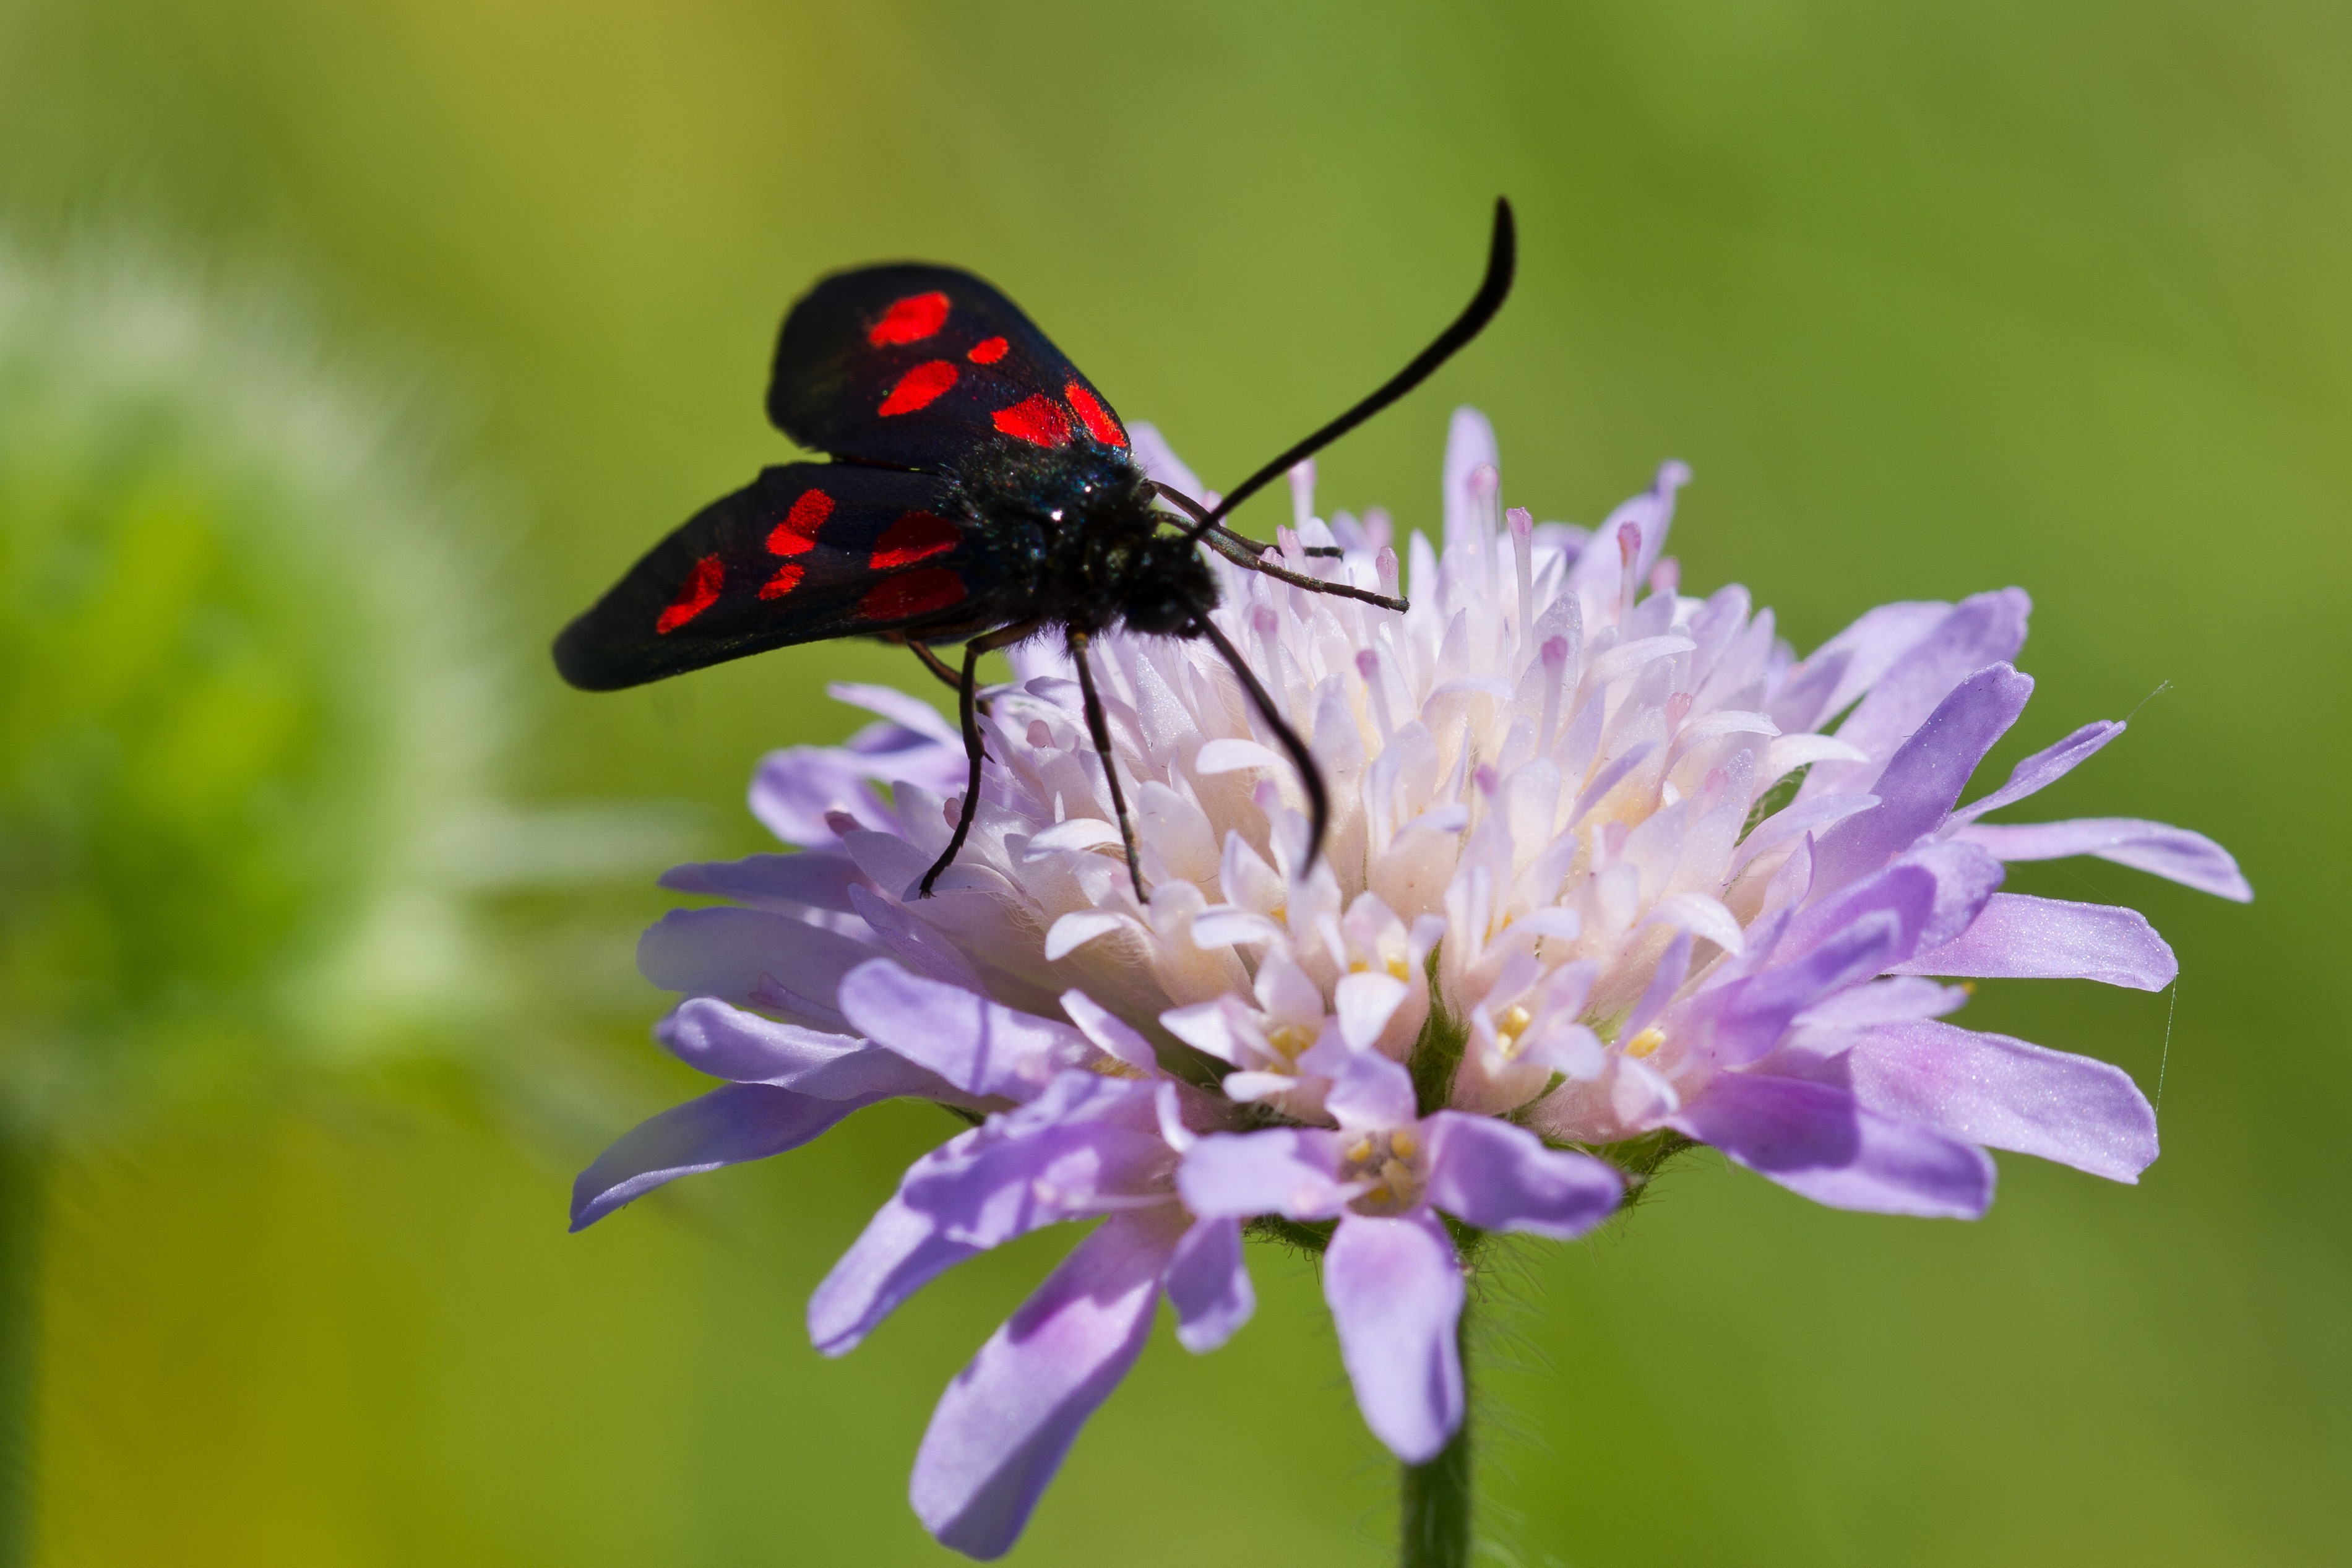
[2,1,2342,1562]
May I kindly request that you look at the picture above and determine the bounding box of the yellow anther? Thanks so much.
[1624,1026,1666,1059]
[1381,1158,1414,1190]
[1347,1137,1374,1166]
[1087,1056,1148,1080]
[1494,1004,1533,1059]
[1389,1129,1418,1159]
[1386,955,1411,982]
[1265,1023,1316,1064]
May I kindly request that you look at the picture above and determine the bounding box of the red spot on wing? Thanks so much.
[1064,382,1126,447]
[869,510,962,570]
[767,488,833,557]
[967,336,1009,364]
[993,394,1073,447]
[657,554,724,634]
[880,360,958,416]
[861,568,967,621]
[758,562,805,601]
[868,291,950,347]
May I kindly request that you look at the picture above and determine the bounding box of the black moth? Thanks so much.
[554,200,1517,899]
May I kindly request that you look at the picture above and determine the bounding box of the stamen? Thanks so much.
[1250,603,1285,715]
[1615,519,1642,628]
[1508,505,1534,661]
[1624,1025,1666,1059]
[1358,648,1398,743]
[1536,635,1568,757]
[1265,1022,1316,1064]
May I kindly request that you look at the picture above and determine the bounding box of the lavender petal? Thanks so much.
[1949,720,2126,824]
[1178,1127,1353,1220]
[636,905,880,1016]
[1890,892,2178,990]
[570,1083,872,1231]
[1811,589,2032,796]
[1692,908,1910,1066]
[658,851,871,914]
[655,996,958,1104]
[1811,663,2034,893]
[1324,1210,1466,1463]
[1423,1113,1623,1238]
[1162,1215,1255,1353]
[808,1075,1169,1354]
[838,959,1098,1100]
[911,1208,1184,1560]
[1844,1019,2158,1181]
[1671,1070,1995,1218]
[1954,818,2252,902]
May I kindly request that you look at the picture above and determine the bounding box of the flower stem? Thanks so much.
[1399,1301,1473,1568]
[0,1134,40,1568]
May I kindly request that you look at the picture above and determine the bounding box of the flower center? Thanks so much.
[1494,1004,1534,1059]
[1623,1025,1666,1059]
[1264,1022,1317,1066]
[1341,1128,1425,1216]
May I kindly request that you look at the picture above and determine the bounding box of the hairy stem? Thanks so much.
[1399,1298,1473,1568]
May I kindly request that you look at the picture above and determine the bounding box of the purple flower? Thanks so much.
[1179,1049,1620,1458]
[571,410,2247,1557]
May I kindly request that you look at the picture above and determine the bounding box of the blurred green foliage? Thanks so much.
[0,1,2342,1564]
[0,254,503,1122]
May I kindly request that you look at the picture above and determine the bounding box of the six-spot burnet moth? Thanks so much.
[554,199,1517,900]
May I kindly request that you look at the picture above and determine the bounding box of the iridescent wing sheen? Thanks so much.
[765,264,1131,472]
[554,462,1002,691]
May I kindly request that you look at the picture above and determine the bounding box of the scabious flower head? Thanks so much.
[574,409,2248,1559]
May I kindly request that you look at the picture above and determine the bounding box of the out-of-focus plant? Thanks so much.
[0,243,677,1565]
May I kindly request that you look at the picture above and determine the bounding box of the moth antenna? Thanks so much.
[1190,611,1330,868]
[1150,481,1406,612]
[1189,197,1516,539]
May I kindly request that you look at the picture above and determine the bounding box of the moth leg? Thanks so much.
[892,632,997,718]
[1066,627,1147,903]
[918,619,1040,898]
[893,634,963,694]
[1191,613,1331,870]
